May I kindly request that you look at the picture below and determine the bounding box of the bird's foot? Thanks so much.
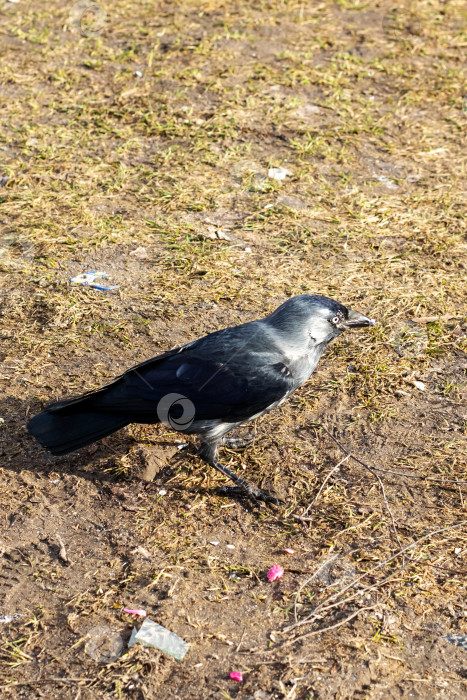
[210,458,282,507]
[197,442,282,507]
[216,484,283,507]
[222,433,257,450]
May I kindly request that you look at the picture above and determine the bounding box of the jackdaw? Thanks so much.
[27,294,374,504]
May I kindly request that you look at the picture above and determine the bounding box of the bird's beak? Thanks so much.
[345,309,375,328]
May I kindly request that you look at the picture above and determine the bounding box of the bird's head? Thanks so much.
[269,294,375,346]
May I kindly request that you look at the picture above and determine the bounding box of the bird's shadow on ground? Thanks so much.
[2,395,266,512]
[2,394,187,485]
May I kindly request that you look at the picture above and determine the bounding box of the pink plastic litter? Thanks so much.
[123,608,147,617]
[267,565,284,582]
[230,671,243,682]
[284,548,294,554]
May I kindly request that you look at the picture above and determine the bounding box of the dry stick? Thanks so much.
[282,519,467,637]
[318,425,405,560]
[301,454,350,518]
[235,627,246,653]
[305,521,467,620]
[287,570,399,634]
[292,552,342,625]
[359,466,467,486]
[0,678,92,689]
[280,605,377,649]
[300,425,467,486]
[422,561,467,576]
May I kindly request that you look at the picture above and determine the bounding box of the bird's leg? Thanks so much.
[197,441,282,506]
[221,433,257,449]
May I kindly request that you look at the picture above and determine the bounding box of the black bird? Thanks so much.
[27,295,374,504]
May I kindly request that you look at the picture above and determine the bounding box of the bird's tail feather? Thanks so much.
[27,387,129,456]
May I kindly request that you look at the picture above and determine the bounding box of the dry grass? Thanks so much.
[0,0,466,698]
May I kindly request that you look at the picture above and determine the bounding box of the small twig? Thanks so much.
[287,567,397,633]
[319,425,405,560]
[292,552,341,625]
[285,681,299,699]
[235,628,246,653]
[308,521,467,616]
[421,561,467,576]
[296,571,398,630]
[280,605,376,649]
[300,454,349,518]
[301,425,467,486]
[56,535,69,564]
[283,519,467,636]
[358,466,467,486]
[0,678,92,689]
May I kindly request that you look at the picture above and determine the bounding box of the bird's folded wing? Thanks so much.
[96,355,295,423]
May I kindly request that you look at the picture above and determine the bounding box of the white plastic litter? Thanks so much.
[71,271,118,290]
[85,626,123,664]
[412,380,426,391]
[128,619,189,660]
[377,175,398,190]
[0,614,20,623]
[268,167,290,181]
[129,246,148,259]
[443,634,467,651]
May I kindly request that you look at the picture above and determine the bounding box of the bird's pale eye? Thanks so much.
[331,315,340,325]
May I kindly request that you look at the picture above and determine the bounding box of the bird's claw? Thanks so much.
[215,484,283,507]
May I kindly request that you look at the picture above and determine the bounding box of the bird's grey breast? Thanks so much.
[282,341,327,390]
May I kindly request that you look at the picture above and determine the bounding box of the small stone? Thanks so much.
[277,194,306,210]
[268,167,291,181]
[129,246,148,259]
[377,175,398,190]
[412,380,426,391]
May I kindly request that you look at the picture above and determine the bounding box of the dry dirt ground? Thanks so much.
[0,1,466,698]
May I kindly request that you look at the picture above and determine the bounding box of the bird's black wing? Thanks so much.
[45,317,296,425]
[94,351,295,424]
